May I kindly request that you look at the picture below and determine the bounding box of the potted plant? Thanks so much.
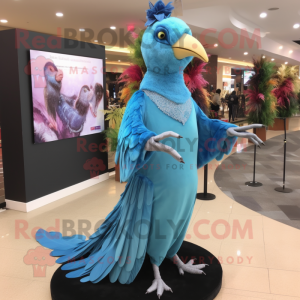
[102,106,126,181]
[245,56,277,141]
[269,65,300,130]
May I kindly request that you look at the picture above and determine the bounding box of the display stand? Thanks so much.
[50,241,223,300]
[245,145,263,187]
[275,118,293,193]
[197,164,216,200]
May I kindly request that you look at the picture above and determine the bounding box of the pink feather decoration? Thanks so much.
[244,88,265,114]
[184,58,209,93]
[273,78,294,108]
[131,32,139,40]
[118,65,143,84]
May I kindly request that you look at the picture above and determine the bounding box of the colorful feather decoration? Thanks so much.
[272,65,300,118]
[245,56,277,126]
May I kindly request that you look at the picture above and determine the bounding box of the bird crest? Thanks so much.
[145,0,175,26]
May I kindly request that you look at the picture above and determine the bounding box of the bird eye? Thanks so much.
[157,31,166,40]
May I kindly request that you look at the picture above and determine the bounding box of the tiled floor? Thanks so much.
[1,118,300,299]
[215,119,300,229]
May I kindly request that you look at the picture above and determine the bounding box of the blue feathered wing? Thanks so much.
[36,174,154,284]
[193,101,238,168]
[115,90,156,182]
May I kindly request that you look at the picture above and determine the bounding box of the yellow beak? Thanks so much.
[172,33,209,62]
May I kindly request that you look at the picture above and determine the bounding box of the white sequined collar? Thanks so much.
[143,90,192,125]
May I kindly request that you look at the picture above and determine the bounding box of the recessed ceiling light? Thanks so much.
[0,20,8,23]
[110,26,116,30]
[289,50,293,53]
[94,40,98,42]
[293,24,300,29]
[104,42,106,44]
[285,62,288,64]
[268,7,279,11]
[56,12,63,17]
[214,43,218,47]
[279,46,283,49]
[260,12,267,18]
[244,52,248,55]
[118,60,121,62]
[105,58,107,59]
[79,28,85,32]
[262,55,266,58]
[271,58,275,61]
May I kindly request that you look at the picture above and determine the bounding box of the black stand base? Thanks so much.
[50,241,222,300]
[245,181,263,187]
[196,193,216,200]
[275,187,293,193]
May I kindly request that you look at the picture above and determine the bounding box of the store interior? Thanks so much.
[1,0,300,299]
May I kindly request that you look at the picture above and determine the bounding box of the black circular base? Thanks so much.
[51,241,222,300]
[196,193,216,201]
[275,187,293,193]
[245,181,263,187]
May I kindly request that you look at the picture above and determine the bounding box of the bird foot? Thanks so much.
[146,278,173,299]
[173,255,208,275]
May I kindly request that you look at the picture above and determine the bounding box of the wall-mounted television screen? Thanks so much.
[244,70,255,86]
[28,50,104,143]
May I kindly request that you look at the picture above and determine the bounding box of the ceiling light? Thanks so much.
[0,20,8,23]
[79,28,85,32]
[279,46,283,49]
[104,42,106,44]
[105,58,107,59]
[293,24,300,29]
[94,40,98,43]
[244,52,248,55]
[229,57,231,59]
[118,60,121,62]
[271,58,275,61]
[285,62,288,64]
[260,12,267,18]
[262,55,266,58]
[56,12,63,17]
[289,50,293,53]
[214,43,218,47]
[110,26,116,30]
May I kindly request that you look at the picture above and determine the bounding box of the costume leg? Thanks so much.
[146,264,173,299]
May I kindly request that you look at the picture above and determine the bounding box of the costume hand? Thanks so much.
[144,131,184,163]
[226,124,265,148]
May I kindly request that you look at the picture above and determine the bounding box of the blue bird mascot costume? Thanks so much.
[36,1,264,297]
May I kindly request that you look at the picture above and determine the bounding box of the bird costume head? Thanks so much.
[140,0,208,103]
[142,1,208,74]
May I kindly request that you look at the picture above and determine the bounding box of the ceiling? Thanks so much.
[1,0,300,67]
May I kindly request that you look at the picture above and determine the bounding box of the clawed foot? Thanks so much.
[173,255,208,275]
[146,278,173,299]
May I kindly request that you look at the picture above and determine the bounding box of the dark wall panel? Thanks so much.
[0,29,27,202]
[203,54,218,91]
[0,29,108,203]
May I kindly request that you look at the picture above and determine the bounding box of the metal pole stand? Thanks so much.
[245,145,263,187]
[275,118,293,193]
[197,164,216,200]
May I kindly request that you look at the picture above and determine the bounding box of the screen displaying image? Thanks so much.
[29,50,104,143]
[244,70,255,86]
